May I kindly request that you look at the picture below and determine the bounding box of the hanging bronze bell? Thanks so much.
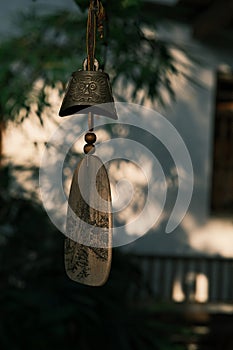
[59,59,118,120]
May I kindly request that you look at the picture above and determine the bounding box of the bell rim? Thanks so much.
[59,102,118,120]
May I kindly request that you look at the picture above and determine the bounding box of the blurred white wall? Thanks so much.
[126,22,233,257]
[1,1,233,257]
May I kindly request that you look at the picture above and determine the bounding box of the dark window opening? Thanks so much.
[210,68,233,214]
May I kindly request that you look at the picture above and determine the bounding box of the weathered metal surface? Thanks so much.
[59,70,118,119]
[65,155,112,286]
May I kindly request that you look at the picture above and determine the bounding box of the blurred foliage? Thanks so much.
[0,165,186,350]
[0,0,196,125]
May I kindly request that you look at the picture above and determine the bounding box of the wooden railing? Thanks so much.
[129,255,233,303]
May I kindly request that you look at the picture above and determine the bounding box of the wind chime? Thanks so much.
[59,0,117,286]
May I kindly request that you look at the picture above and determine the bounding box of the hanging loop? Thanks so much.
[83,58,99,71]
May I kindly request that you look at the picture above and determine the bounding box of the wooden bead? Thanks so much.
[85,132,96,144]
[84,144,95,154]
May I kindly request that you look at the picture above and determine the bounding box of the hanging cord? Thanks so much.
[88,112,94,131]
[86,0,105,71]
[85,0,106,141]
